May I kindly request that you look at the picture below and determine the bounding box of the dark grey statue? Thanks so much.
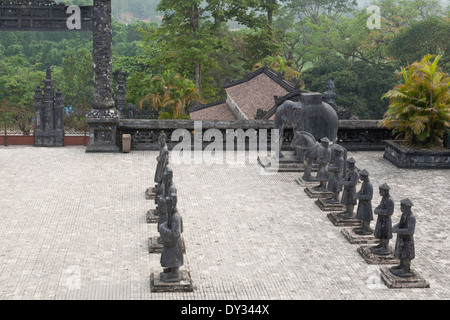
[291,131,347,182]
[325,147,345,204]
[340,158,359,219]
[390,198,416,277]
[274,92,339,157]
[353,169,374,235]
[153,133,169,198]
[157,166,177,244]
[312,137,331,192]
[370,183,394,255]
[159,191,184,282]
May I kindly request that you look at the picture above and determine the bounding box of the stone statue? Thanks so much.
[159,191,184,282]
[353,169,373,235]
[323,79,337,106]
[291,131,347,182]
[157,166,177,244]
[370,183,394,255]
[274,92,339,157]
[153,135,169,197]
[312,137,331,192]
[390,198,416,277]
[325,147,345,204]
[339,158,359,219]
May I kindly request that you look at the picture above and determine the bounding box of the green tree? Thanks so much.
[140,70,199,119]
[141,0,228,100]
[302,55,397,119]
[380,54,450,147]
[0,55,44,133]
[388,17,450,72]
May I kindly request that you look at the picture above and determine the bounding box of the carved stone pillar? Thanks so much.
[86,0,120,153]
[34,65,64,147]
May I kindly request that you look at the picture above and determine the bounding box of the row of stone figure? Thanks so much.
[301,137,418,279]
[147,133,186,283]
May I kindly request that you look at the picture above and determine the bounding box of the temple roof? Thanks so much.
[189,100,237,121]
[190,66,300,121]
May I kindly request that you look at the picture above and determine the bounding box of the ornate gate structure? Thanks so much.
[0,0,118,152]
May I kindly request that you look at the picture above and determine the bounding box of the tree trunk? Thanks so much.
[195,63,202,97]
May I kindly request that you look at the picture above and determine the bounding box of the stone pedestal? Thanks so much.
[148,236,186,254]
[146,209,159,223]
[340,227,378,245]
[327,212,361,227]
[258,151,306,172]
[85,111,120,153]
[294,176,317,186]
[145,187,156,200]
[304,186,332,199]
[150,270,194,292]
[357,245,399,265]
[379,267,430,289]
[315,198,345,212]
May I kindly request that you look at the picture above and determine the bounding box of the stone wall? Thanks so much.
[118,119,393,152]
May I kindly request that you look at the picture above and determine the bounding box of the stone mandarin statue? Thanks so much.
[159,192,184,282]
[154,135,169,198]
[340,157,359,219]
[370,183,394,255]
[312,137,332,192]
[353,169,374,235]
[325,147,345,204]
[390,198,416,278]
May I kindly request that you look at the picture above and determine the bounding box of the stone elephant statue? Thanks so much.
[273,93,339,158]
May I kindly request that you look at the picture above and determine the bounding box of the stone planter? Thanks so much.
[383,140,450,169]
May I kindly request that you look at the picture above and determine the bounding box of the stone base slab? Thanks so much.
[380,266,430,289]
[148,236,186,254]
[340,227,378,244]
[146,209,159,223]
[145,188,156,200]
[258,153,308,173]
[295,177,318,186]
[150,270,194,292]
[327,212,362,227]
[315,198,345,212]
[357,245,399,264]
[304,186,332,199]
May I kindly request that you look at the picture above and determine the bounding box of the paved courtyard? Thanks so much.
[0,145,449,300]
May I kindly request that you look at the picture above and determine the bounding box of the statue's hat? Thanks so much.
[358,169,369,176]
[401,198,414,207]
[379,183,390,190]
[346,157,356,164]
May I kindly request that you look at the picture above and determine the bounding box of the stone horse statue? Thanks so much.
[273,93,339,158]
[291,131,347,182]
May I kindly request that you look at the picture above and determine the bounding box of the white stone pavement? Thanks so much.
[0,146,449,300]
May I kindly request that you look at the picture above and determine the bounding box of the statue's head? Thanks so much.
[358,168,369,181]
[320,137,330,147]
[326,79,335,91]
[400,198,413,213]
[379,183,390,196]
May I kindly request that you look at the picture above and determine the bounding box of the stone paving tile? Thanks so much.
[0,146,449,300]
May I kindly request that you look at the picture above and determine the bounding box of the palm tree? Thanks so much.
[140,70,199,119]
[380,54,450,147]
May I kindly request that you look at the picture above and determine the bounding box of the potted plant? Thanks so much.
[379,54,450,168]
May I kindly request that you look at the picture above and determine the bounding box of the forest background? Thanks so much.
[0,0,448,131]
